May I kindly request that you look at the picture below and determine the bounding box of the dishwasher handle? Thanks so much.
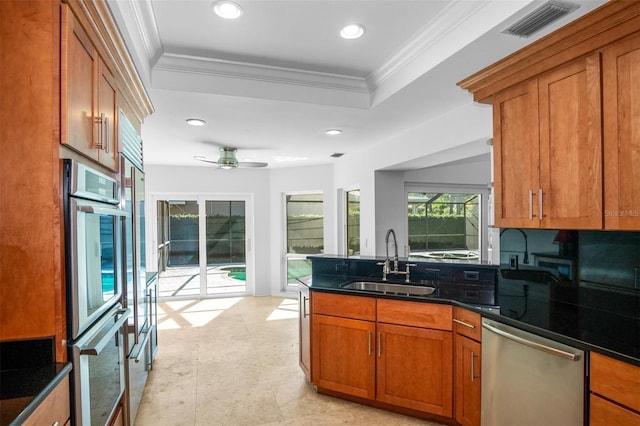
[482,322,581,361]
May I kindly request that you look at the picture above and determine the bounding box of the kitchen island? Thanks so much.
[303,255,640,425]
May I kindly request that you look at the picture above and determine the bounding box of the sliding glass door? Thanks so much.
[155,195,253,299]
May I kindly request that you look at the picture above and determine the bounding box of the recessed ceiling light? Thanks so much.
[186,118,206,126]
[325,129,342,135]
[213,1,243,19]
[340,23,365,40]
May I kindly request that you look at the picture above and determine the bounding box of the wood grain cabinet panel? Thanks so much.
[590,393,640,426]
[454,334,481,426]
[492,54,602,229]
[61,5,118,172]
[492,79,540,228]
[603,31,640,230]
[311,313,376,399]
[22,376,70,426]
[376,322,453,416]
[590,352,640,412]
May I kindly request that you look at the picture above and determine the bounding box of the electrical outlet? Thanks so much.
[510,255,519,270]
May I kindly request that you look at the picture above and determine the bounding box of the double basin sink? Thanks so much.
[341,281,436,297]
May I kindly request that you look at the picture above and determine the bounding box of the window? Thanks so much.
[407,191,481,260]
[284,193,323,290]
[346,189,360,255]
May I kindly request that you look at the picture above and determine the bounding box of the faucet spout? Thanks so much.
[385,228,399,272]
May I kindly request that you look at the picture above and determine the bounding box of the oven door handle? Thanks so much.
[77,204,130,217]
[80,308,131,356]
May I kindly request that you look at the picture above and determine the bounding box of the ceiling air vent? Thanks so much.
[502,1,579,38]
[330,153,344,158]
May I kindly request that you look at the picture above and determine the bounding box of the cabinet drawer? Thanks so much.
[23,375,70,426]
[312,292,376,321]
[590,352,640,412]
[590,394,640,426]
[377,300,452,330]
[453,307,481,341]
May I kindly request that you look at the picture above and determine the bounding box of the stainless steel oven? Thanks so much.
[64,159,128,339]
[69,303,130,425]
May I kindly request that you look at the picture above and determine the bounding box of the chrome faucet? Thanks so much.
[386,228,399,273]
[377,228,416,282]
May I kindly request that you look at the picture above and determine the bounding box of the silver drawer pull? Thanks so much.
[454,318,476,329]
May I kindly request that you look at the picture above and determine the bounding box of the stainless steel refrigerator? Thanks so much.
[120,110,154,425]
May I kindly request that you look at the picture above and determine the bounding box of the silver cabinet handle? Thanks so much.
[529,189,533,220]
[103,114,110,153]
[482,322,581,361]
[377,332,382,358]
[368,331,372,356]
[303,296,309,318]
[539,188,543,221]
[93,114,104,149]
[453,318,476,329]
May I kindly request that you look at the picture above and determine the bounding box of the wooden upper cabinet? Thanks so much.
[538,54,602,229]
[97,60,118,171]
[493,79,540,228]
[61,5,118,172]
[603,32,640,230]
[493,55,602,229]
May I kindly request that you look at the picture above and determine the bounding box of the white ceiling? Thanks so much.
[108,0,607,170]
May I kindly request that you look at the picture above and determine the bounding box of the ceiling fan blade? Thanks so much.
[238,161,268,168]
[195,158,220,165]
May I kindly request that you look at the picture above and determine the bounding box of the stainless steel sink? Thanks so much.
[341,281,436,296]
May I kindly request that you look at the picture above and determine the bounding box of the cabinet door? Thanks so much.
[312,314,375,399]
[538,54,602,229]
[455,334,481,426]
[590,394,640,426]
[376,323,453,416]
[603,32,640,230]
[61,7,98,161]
[298,286,311,380]
[493,79,540,228]
[97,61,118,171]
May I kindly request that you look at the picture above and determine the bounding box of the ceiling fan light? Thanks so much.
[217,147,239,168]
[213,1,243,19]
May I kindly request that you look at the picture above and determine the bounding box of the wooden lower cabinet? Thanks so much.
[590,394,640,426]
[311,313,376,399]
[377,322,452,416]
[311,292,455,419]
[589,352,640,425]
[22,375,70,426]
[454,334,481,426]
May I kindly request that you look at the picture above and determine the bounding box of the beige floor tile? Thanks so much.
[135,296,443,426]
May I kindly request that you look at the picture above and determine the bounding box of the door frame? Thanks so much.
[149,192,255,299]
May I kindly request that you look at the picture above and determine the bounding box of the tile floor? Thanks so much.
[135,296,443,425]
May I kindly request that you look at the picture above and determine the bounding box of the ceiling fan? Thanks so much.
[194,147,268,169]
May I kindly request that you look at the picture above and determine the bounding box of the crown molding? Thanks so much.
[153,53,371,108]
[128,0,163,62]
[368,1,488,89]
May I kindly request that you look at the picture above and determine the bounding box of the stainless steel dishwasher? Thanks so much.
[481,319,585,426]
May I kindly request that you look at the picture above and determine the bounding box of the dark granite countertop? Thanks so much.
[0,362,72,426]
[308,276,640,367]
